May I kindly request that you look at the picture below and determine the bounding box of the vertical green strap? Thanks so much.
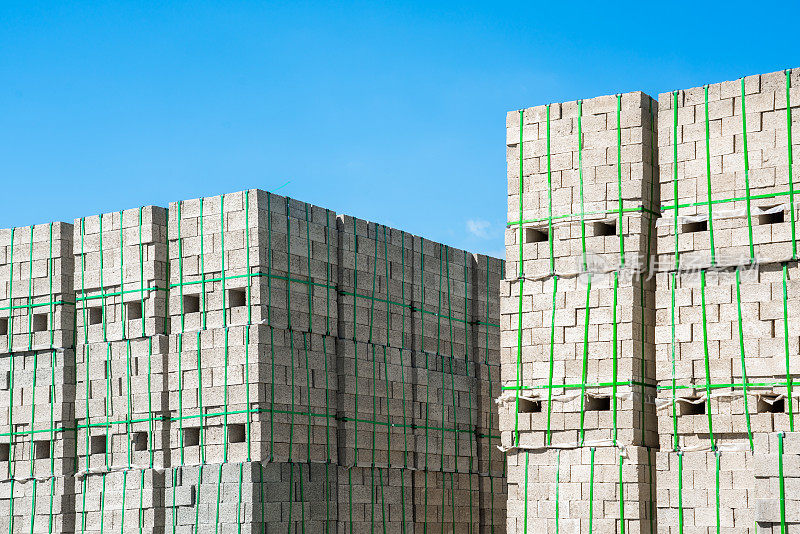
[368,224,378,344]
[740,79,755,261]
[199,198,207,330]
[177,335,184,464]
[5,228,15,534]
[677,452,684,534]
[353,341,359,467]
[288,330,296,462]
[523,450,529,533]
[163,206,170,334]
[546,104,554,273]
[782,264,795,430]
[616,94,625,265]
[778,432,787,534]
[462,252,474,534]
[303,332,311,461]
[105,342,112,468]
[577,100,588,269]
[618,453,625,534]
[734,270,754,450]
[612,271,619,444]
[703,86,717,266]
[421,237,429,534]
[514,274,524,446]
[245,329,252,461]
[223,329,230,462]
[588,447,596,533]
[714,450,721,534]
[326,209,331,334]
[670,273,678,449]
[138,468,145,534]
[672,91,680,270]
[786,70,797,259]
[269,327,276,459]
[267,193,273,326]
[579,274,593,445]
[99,474,106,534]
[545,275,558,444]
[29,337,39,476]
[699,270,715,448]
[29,479,37,534]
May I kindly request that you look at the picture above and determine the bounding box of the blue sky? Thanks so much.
[1,1,797,258]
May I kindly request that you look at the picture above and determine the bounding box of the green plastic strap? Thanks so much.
[778,432,787,534]
[700,270,715,448]
[588,447,596,533]
[616,94,625,265]
[670,273,679,449]
[138,468,145,534]
[734,270,754,450]
[703,86,717,266]
[214,463,223,534]
[740,79,755,261]
[786,70,797,259]
[647,447,654,534]
[782,264,795,430]
[515,108,525,447]
[194,465,203,533]
[545,275,558,444]
[120,471,128,534]
[546,104,554,273]
[579,273,593,445]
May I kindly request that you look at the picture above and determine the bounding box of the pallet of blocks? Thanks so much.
[502,91,660,533]
[654,68,800,533]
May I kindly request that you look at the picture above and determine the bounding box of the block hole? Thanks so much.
[32,313,48,332]
[127,301,143,321]
[90,435,107,454]
[132,431,148,451]
[0,317,7,335]
[88,307,103,325]
[183,294,200,314]
[585,394,610,411]
[228,288,247,308]
[183,427,200,447]
[228,424,246,444]
[518,398,542,413]
[0,443,9,461]
[682,220,707,233]
[592,221,616,236]
[758,208,785,225]
[34,440,50,460]
[757,394,785,414]
[524,228,548,244]
[679,396,706,416]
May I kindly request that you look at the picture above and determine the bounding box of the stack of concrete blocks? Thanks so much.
[71,207,170,533]
[655,69,800,532]
[0,222,77,533]
[502,92,659,533]
[0,188,505,533]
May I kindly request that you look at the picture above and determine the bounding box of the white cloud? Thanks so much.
[466,219,491,239]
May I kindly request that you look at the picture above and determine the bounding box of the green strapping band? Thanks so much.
[734,270,754,450]
[673,91,680,270]
[612,271,619,444]
[555,450,560,533]
[545,275,558,444]
[740,78,755,261]
[670,272,679,449]
[714,451,721,534]
[523,450,530,533]
[781,264,795,430]
[700,270,715,448]
[678,452,684,534]
[703,86,717,266]
[578,274,592,445]
[515,107,525,447]
[618,453,625,534]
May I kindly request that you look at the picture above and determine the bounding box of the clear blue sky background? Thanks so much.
[2,1,798,258]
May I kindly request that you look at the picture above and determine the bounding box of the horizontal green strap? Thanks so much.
[662,189,795,212]
[507,205,658,228]
[503,379,657,391]
[658,380,793,391]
